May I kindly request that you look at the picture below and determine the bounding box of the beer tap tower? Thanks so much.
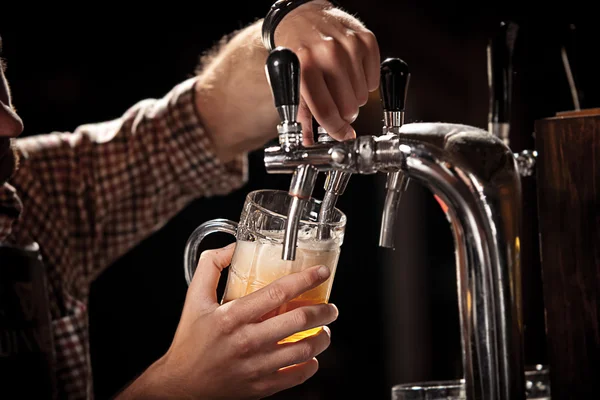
[264,45,527,400]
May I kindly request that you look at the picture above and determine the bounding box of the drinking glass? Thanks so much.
[392,380,465,400]
[391,365,551,400]
[183,189,346,343]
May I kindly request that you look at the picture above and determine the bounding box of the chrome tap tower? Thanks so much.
[263,46,526,400]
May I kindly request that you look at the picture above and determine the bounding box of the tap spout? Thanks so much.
[282,164,319,260]
[316,126,352,239]
[317,170,351,239]
[378,171,409,249]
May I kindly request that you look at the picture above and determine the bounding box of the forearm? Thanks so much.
[195,19,280,162]
[114,357,187,400]
[10,77,247,284]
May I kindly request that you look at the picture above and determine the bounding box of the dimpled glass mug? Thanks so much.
[183,189,346,343]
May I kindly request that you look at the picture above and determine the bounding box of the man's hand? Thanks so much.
[276,0,380,144]
[194,0,380,162]
[116,243,338,399]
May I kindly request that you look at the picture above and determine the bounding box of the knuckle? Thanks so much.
[329,121,350,138]
[198,248,217,262]
[316,104,341,126]
[344,28,358,39]
[292,308,310,327]
[297,48,316,69]
[330,44,347,65]
[216,309,237,335]
[246,360,264,381]
[268,284,287,304]
[302,268,319,286]
[297,342,315,363]
[252,380,272,398]
[359,29,377,47]
[316,40,346,65]
[345,31,362,53]
[302,267,326,289]
[235,330,256,357]
[317,38,338,55]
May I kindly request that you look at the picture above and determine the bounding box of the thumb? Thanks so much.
[188,243,236,309]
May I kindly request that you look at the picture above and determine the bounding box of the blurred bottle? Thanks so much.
[0,241,57,399]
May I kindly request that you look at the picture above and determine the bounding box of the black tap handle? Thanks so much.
[487,21,519,124]
[265,46,301,108]
[380,58,410,112]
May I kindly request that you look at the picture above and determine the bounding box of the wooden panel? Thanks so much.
[535,113,600,399]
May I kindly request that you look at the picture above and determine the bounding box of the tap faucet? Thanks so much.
[314,57,412,241]
[487,21,517,146]
[378,57,411,249]
[264,46,526,399]
[487,21,537,177]
[265,47,318,260]
[315,127,352,239]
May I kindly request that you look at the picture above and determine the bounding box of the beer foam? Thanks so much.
[229,236,340,286]
[255,228,341,251]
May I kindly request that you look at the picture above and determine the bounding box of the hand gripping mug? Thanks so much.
[183,189,346,343]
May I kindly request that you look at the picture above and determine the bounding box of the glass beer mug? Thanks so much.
[183,189,346,343]
[391,365,551,400]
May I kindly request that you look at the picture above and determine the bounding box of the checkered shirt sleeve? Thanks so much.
[6,77,248,399]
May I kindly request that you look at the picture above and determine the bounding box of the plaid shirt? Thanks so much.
[0,77,248,399]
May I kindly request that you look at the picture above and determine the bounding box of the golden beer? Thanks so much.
[222,238,340,343]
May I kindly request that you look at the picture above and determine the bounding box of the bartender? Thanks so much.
[0,1,381,398]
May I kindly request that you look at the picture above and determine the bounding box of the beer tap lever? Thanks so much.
[486,21,537,177]
[266,47,299,117]
[265,47,318,260]
[379,57,410,249]
[487,20,518,146]
[380,57,410,130]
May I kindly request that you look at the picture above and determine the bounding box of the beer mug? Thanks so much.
[391,365,551,400]
[183,189,346,343]
[392,380,465,400]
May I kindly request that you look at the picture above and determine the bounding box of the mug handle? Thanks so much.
[184,218,238,286]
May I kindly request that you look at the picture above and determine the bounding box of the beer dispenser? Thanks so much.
[263,42,527,399]
[259,1,600,396]
[256,3,600,398]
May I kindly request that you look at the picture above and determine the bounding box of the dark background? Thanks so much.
[1,3,598,399]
